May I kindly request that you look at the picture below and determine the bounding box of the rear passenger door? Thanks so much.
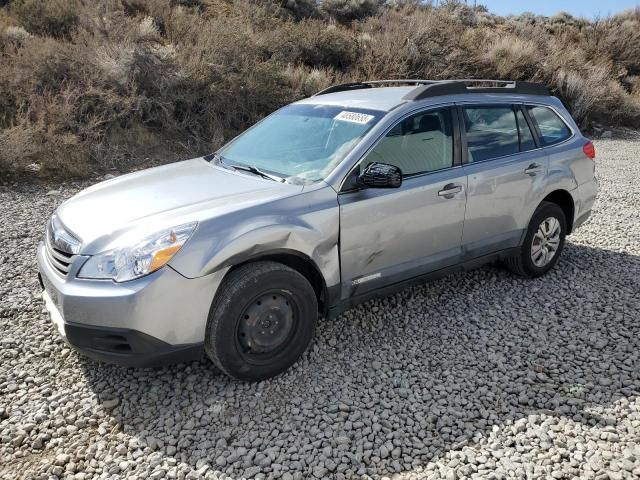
[459,103,549,258]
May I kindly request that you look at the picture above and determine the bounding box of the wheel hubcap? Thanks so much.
[531,216,561,267]
[238,292,294,355]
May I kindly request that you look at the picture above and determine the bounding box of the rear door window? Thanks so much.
[461,106,519,162]
[527,106,572,146]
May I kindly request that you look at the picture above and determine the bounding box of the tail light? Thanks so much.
[583,140,596,160]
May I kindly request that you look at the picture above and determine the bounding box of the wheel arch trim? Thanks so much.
[220,249,337,316]
[521,187,576,244]
[541,189,576,233]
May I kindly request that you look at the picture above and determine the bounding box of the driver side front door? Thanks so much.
[338,106,468,299]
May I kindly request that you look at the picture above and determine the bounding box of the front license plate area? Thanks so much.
[43,290,66,337]
[40,275,66,337]
[40,273,62,312]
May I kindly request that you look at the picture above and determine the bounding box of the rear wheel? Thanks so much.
[505,201,567,278]
[205,261,317,381]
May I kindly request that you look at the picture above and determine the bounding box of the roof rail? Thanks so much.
[403,80,549,100]
[313,79,550,99]
[313,79,437,96]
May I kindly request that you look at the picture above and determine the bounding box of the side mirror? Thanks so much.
[359,162,402,189]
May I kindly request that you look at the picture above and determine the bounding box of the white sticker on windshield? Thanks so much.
[335,111,375,124]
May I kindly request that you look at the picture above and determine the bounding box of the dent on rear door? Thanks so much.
[462,150,550,257]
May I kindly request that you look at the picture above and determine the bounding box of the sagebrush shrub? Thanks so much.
[485,35,543,80]
[1,0,640,179]
[10,0,80,38]
[321,0,384,24]
[553,63,639,127]
[278,0,319,19]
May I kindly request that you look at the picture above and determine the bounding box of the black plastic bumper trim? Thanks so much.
[63,322,204,368]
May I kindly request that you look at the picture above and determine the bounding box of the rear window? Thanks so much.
[527,106,572,146]
[462,106,519,162]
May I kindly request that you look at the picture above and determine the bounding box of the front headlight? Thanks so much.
[78,222,197,282]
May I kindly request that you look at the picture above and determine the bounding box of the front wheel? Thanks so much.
[505,201,567,278]
[205,261,318,381]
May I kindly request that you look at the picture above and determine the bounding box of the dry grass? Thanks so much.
[1,0,639,179]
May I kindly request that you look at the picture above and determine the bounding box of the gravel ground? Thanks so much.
[1,136,639,480]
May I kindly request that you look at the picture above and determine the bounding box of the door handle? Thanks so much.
[438,183,463,198]
[524,163,543,176]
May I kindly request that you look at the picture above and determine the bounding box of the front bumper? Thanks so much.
[37,242,227,367]
[43,288,203,366]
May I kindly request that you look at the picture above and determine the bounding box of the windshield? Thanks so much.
[218,104,384,183]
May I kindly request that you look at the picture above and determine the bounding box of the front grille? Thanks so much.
[45,233,77,276]
[45,218,80,277]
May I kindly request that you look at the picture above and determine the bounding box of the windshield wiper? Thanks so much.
[210,153,286,183]
[227,163,286,183]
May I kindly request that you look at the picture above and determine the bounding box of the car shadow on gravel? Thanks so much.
[77,243,640,478]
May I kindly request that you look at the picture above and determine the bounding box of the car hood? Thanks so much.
[56,158,303,254]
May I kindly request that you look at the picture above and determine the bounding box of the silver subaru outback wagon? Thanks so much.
[38,79,598,380]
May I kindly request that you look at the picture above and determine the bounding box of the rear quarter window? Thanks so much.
[527,106,572,146]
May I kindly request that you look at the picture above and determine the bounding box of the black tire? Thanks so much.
[505,201,567,278]
[205,261,317,381]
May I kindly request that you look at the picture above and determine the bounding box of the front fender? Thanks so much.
[204,221,338,282]
[169,186,341,291]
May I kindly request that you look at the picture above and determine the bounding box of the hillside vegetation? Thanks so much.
[1,0,639,178]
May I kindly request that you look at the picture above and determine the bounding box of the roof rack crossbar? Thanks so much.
[313,79,438,96]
